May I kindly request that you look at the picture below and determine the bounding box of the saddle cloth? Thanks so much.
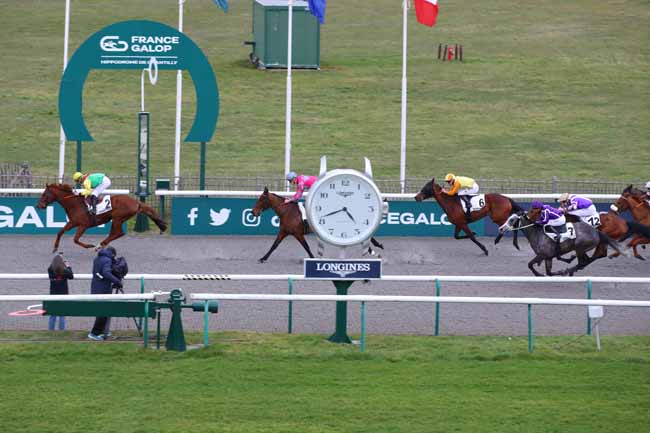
[460,194,486,213]
[543,223,576,242]
[579,212,602,228]
[86,196,112,215]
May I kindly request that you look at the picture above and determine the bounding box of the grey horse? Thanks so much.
[499,212,625,276]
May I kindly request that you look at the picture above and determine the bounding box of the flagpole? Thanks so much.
[284,0,293,191]
[174,0,185,191]
[399,0,408,193]
[58,0,71,182]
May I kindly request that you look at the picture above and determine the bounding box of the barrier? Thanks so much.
[190,293,650,353]
[0,188,130,194]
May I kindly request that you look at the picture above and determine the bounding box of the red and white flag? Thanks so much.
[414,0,439,27]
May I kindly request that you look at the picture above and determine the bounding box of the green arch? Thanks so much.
[59,20,219,142]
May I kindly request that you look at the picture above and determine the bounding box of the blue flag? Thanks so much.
[212,0,229,12]
[307,0,326,24]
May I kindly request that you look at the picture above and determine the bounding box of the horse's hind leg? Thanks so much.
[98,220,125,249]
[53,222,75,253]
[528,255,544,276]
[259,232,288,263]
[294,234,315,258]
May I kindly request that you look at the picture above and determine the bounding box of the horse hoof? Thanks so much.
[52,248,58,254]
[635,255,645,261]
[258,258,266,264]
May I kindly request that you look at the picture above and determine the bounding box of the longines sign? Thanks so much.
[304,259,382,280]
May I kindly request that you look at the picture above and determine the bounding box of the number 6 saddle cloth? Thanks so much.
[460,194,486,213]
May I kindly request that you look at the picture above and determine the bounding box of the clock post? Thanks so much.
[304,156,386,344]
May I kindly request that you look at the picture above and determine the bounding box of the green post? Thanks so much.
[156,178,170,220]
[328,280,354,344]
[203,300,209,347]
[435,278,441,336]
[156,312,161,350]
[135,112,150,232]
[75,140,82,172]
[288,278,293,334]
[165,289,187,352]
[360,301,366,353]
[136,277,145,333]
[528,304,533,353]
[586,279,592,335]
[199,141,207,190]
[143,301,149,349]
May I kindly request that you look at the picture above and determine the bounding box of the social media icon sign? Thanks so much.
[242,209,260,227]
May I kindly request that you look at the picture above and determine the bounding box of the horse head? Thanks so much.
[526,207,542,222]
[252,187,271,217]
[414,178,437,202]
[499,212,522,233]
[611,191,632,214]
[37,184,59,209]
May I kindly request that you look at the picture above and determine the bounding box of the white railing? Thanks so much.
[0,273,649,284]
[154,190,620,200]
[0,293,161,302]
[0,188,130,194]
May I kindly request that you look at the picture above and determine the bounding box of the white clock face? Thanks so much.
[306,170,383,246]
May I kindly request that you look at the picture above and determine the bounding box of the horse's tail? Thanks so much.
[138,202,167,233]
[508,197,524,214]
[599,231,630,258]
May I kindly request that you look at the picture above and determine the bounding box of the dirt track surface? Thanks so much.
[1,234,648,336]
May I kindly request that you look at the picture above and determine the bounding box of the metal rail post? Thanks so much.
[203,300,210,347]
[360,301,366,352]
[528,304,533,353]
[586,279,592,335]
[435,278,441,336]
[287,278,293,334]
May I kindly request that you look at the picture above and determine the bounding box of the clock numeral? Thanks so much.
[318,218,325,225]
[364,193,371,199]
[341,179,350,186]
[368,206,375,212]
[354,229,361,235]
[340,232,348,238]
[315,205,322,212]
[320,192,328,198]
[363,219,369,225]
[329,183,335,190]
[328,229,334,235]
[357,183,361,190]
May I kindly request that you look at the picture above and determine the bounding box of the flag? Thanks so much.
[307,0,326,24]
[414,0,439,27]
[212,0,229,12]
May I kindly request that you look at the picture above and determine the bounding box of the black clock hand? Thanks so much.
[322,208,345,218]
[343,207,356,222]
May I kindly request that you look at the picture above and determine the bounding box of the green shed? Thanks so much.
[248,0,320,69]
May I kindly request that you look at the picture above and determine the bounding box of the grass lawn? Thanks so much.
[0,0,648,179]
[0,332,648,433]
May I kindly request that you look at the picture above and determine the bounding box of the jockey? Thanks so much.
[72,172,111,216]
[443,173,479,219]
[556,193,598,223]
[530,200,565,257]
[285,171,318,229]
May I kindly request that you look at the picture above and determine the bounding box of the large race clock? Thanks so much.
[305,168,383,247]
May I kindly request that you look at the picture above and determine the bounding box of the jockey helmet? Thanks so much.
[286,171,297,182]
[530,200,544,209]
[72,172,83,182]
[557,193,570,203]
[444,173,455,183]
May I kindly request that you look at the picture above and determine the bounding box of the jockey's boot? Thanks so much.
[551,226,562,258]
[461,196,472,221]
[89,195,98,225]
[302,219,310,233]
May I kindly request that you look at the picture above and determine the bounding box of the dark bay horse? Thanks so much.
[499,211,623,276]
[37,183,167,253]
[252,187,315,263]
[414,177,522,255]
[610,187,650,258]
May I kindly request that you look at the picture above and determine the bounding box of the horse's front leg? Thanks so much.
[52,221,75,253]
[259,232,288,263]
[527,255,544,276]
[457,224,488,256]
[72,225,95,249]
[293,233,314,258]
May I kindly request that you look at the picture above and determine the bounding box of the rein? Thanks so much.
[507,222,535,232]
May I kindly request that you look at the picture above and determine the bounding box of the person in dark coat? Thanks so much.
[88,246,122,340]
[47,253,74,331]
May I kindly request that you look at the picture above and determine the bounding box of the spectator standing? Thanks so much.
[88,246,122,341]
[47,253,74,331]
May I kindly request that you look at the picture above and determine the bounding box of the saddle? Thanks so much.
[459,194,486,213]
[84,196,112,215]
[543,223,576,242]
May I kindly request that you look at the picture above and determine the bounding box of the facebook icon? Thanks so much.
[187,207,199,226]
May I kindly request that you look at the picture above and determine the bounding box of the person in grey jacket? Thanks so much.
[88,247,122,341]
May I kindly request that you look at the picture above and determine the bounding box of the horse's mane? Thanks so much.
[47,183,74,193]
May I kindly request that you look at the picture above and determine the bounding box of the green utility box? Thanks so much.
[248,0,320,69]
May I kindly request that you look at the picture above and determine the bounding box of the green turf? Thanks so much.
[1,0,648,180]
[0,332,648,433]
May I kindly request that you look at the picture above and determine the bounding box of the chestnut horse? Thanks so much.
[252,187,315,263]
[414,178,523,255]
[37,183,167,253]
[610,186,650,259]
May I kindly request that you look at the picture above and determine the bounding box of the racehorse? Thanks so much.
[37,183,167,253]
[252,188,384,263]
[565,210,650,260]
[499,210,623,276]
[610,186,650,259]
[414,177,523,255]
[252,187,315,263]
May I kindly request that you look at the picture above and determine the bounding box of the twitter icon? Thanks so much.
[209,208,231,226]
